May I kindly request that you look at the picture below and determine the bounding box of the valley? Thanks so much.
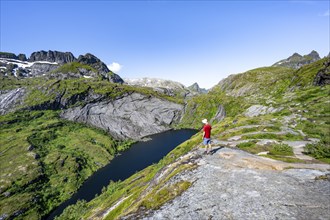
[0,50,329,219]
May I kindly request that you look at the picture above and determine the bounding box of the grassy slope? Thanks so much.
[0,73,186,219]
[0,77,184,109]
[59,58,330,219]
[1,58,328,219]
[0,110,132,219]
[184,58,330,163]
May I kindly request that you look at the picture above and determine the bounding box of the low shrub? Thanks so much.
[304,142,330,163]
[269,143,293,156]
[237,141,256,149]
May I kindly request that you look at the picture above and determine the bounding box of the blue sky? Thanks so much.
[1,0,329,89]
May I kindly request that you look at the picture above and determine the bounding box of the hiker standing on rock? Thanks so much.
[202,119,212,155]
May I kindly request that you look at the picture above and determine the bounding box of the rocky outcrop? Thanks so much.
[212,104,226,122]
[28,50,76,64]
[0,88,26,115]
[29,62,59,76]
[0,52,26,61]
[272,50,321,69]
[17,54,27,61]
[314,58,330,86]
[60,92,184,140]
[28,86,103,111]
[244,105,283,117]
[77,53,124,83]
[143,147,330,220]
[0,52,18,59]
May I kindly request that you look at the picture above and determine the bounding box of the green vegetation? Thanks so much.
[140,181,191,210]
[217,125,282,140]
[237,141,257,149]
[0,110,131,219]
[51,62,97,74]
[1,55,329,219]
[290,59,326,88]
[241,133,303,141]
[0,76,185,111]
[237,142,301,163]
[304,142,330,163]
[269,143,294,156]
[50,57,330,219]
[54,132,201,219]
[54,200,88,220]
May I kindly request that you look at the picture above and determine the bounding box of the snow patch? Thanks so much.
[0,58,58,69]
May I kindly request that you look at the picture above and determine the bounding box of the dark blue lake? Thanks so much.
[46,129,197,219]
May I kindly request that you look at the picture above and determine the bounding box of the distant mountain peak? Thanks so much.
[272,50,321,69]
[307,50,320,59]
[291,52,302,58]
[188,82,208,94]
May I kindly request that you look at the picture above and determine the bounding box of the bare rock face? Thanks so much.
[60,93,184,140]
[29,62,59,76]
[28,50,76,64]
[314,58,330,86]
[0,88,26,115]
[142,147,330,220]
[212,104,226,122]
[244,105,283,117]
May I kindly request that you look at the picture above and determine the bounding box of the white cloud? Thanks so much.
[107,62,122,73]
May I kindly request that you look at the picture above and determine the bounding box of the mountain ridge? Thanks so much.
[124,77,206,98]
[272,50,321,69]
[0,50,124,83]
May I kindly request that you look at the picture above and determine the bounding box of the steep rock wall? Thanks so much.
[61,92,184,140]
[0,88,26,115]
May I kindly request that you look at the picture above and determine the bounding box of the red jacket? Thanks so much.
[203,124,212,138]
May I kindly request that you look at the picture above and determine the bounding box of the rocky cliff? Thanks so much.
[28,50,76,64]
[61,92,184,140]
[0,50,124,83]
[0,52,27,61]
[314,58,330,86]
[0,88,26,115]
